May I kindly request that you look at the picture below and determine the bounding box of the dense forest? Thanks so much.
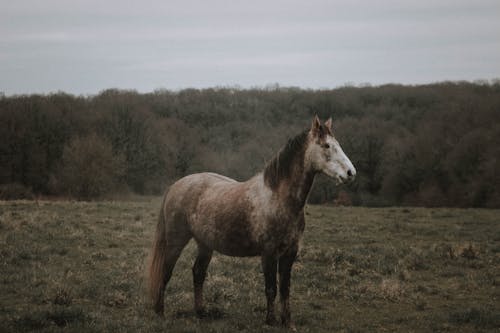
[1,81,499,207]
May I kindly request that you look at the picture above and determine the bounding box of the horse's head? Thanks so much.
[306,115,356,185]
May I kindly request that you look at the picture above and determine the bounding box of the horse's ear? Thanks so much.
[325,117,333,134]
[311,115,322,138]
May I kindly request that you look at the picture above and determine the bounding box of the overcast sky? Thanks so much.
[1,0,499,95]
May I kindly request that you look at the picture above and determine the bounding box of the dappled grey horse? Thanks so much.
[149,116,356,328]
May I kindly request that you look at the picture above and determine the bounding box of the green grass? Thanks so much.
[0,199,499,332]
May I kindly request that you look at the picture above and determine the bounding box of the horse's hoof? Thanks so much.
[195,308,207,318]
[281,318,297,331]
[284,322,297,331]
[153,306,164,317]
[265,316,278,326]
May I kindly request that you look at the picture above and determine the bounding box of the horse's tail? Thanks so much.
[148,200,168,312]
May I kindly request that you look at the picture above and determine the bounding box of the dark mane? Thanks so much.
[263,130,309,189]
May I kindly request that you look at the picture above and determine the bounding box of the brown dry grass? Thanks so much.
[0,200,499,332]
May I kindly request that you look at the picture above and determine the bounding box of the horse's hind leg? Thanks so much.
[192,242,213,317]
[153,237,190,315]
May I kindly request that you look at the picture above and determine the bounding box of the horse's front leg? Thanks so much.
[278,245,298,329]
[261,255,278,325]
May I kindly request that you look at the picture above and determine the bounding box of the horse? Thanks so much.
[148,115,356,328]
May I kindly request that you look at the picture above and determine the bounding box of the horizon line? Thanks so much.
[1,78,499,98]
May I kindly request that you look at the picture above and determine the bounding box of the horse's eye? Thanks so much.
[323,144,330,149]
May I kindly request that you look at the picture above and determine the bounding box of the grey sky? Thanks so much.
[1,0,499,95]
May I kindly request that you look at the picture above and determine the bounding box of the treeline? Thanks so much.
[1,81,499,207]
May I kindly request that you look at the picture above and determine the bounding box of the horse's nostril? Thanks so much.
[347,169,353,177]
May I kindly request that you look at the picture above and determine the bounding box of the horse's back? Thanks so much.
[164,172,240,215]
[202,172,237,184]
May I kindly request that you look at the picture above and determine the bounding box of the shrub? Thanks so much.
[0,183,34,200]
[53,133,125,200]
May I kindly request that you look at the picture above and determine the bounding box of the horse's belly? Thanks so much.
[191,215,301,258]
[214,238,261,257]
[203,218,261,257]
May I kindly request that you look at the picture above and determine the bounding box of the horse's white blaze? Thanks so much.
[306,135,356,184]
[326,137,356,183]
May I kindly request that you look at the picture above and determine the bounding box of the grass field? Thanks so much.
[0,199,499,332]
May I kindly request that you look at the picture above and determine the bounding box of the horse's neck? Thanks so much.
[279,166,316,214]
